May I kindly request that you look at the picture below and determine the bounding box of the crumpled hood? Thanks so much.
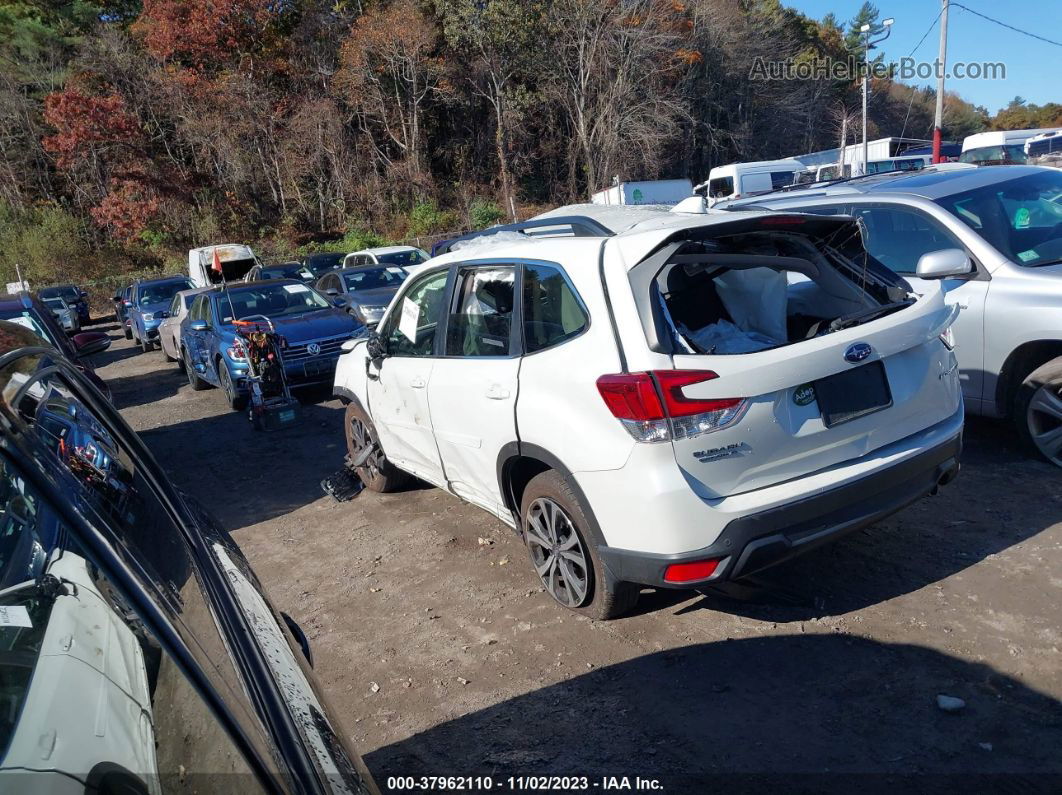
[268,308,360,343]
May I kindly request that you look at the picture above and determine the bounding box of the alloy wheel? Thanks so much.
[524,497,590,608]
[1027,381,1062,466]
[348,416,383,480]
[219,364,235,403]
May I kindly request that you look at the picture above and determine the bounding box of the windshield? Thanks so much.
[342,267,408,291]
[304,253,345,276]
[936,171,1062,267]
[262,265,313,281]
[218,282,331,323]
[42,298,66,311]
[40,286,78,301]
[959,144,1027,164]
[0,310,55,346]
[139,280,191,305]
[377,249,428,266]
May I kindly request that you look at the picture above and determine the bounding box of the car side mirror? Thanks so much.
[332,296,345,307]
[72,331,111,357]
[916,248,973,279]
[189,320,208,332]
[366,330,388,360]
[158,310,169,319]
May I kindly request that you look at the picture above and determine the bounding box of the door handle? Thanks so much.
[485,384,510,400]
[410,376,426,389]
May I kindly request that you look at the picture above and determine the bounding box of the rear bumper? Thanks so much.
[597,431,962,588]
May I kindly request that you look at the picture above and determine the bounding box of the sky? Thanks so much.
[787,0,1061,114]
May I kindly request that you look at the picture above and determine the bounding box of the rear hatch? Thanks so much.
[667,289,959,497]
[625,212,961,499]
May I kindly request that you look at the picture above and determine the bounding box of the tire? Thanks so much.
[343,402,409,492]
[139,336,154,353]
[123,326,132,340]
[183,348,210,391]
[218,359,248,411]
[1014,357,1062,467]
[520,470,638,620]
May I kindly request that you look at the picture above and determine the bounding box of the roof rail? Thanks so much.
[433,215,615,256]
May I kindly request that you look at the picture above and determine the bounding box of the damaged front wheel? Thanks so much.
[343,403,409,492]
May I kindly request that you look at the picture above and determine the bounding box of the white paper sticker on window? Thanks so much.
[399,297,419,343]
[283,283,309,294]
[387,268,405,275]
[0,605,32,628]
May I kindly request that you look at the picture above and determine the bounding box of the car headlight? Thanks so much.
[358,305,387,320]
[142,312,155,321]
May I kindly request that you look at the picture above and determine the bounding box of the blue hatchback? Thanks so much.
[179,280,363,409]
[130,276,193,353]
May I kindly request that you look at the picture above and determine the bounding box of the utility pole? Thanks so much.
[860,18,894,176]
[933,0,950,163]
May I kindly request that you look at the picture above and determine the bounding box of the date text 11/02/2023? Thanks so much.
[386,776,665,791]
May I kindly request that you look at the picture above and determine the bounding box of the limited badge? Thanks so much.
[793,383,816,407]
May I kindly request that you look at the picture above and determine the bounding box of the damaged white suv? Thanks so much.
[332,204,963,619]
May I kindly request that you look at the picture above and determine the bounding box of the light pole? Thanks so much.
[861,17,894,175]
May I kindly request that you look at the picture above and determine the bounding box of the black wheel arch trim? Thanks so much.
[496,442,608,550]
[333,385,363,408]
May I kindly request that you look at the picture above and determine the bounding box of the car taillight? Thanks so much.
[596,371,748,443]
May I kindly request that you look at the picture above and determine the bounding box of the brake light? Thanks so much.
[663,559,721,583]
[596,371,748,443]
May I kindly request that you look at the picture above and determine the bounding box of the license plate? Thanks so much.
[302,359,333,377]
[813,361,892,428]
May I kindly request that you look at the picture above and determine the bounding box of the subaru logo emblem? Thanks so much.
[307,342,321,356]
[844,343,872,363]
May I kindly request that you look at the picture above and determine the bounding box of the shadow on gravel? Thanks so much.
[93,336,145,368]
[138,401,347,530]
[631,418,1062,623]
[368,635,1062,793]
[109,366,187,408]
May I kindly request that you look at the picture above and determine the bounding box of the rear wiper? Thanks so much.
[828,300,914,333]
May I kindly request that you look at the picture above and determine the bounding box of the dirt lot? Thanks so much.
[94,326,1061,792]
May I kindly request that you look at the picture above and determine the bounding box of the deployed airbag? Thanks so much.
[714,267,788,342]
[679,319,780,354]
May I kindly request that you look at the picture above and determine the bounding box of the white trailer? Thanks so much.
[591,179,693,206]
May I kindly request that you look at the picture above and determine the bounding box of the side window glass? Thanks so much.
[168,295,180,316]
[523,263,589,353]
[0,458,266,793]
[445,267,515,357]
[850,205,963,274]
[382,270,448,357]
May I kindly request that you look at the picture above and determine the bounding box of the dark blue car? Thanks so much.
[180,280,363,409]
[130,276,193,353]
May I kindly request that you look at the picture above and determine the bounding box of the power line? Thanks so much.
[899,6,946,140]
[950,2,1062,49]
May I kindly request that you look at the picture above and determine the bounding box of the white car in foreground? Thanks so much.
[333,204,963,619]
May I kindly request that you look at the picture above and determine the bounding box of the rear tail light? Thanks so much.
[596,370,748,443]
[663,559,721,583]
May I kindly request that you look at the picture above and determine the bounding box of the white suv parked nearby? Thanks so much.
[333,205,963,619]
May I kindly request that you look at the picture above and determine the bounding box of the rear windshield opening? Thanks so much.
[207,257,255,285]
[655,229,911,355]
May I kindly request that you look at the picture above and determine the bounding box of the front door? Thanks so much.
[428,265,520,517]
[847,203,988,405]
[367,268,450,487]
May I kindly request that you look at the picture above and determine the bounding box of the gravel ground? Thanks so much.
[94,325,1062,793]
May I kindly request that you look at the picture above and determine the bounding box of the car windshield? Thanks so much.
[139,281,191,305]
[218,282,331,323]
[42,298,66,310]
[304,253,345,276]
[958,144,1027,164]
[377,249,428,266]
[342,267,408,291]
[935,171,1062,267]
[40,286,78,301]
[262,265,312,280]
[0,310,55,346]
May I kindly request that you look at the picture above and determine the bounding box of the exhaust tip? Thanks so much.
[937,460,960,489]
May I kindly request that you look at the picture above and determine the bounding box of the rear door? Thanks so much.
[183,295,211,377]
[427,264,520,517]
[366,268,450,486]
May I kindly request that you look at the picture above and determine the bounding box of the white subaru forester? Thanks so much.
[332,203,963,619]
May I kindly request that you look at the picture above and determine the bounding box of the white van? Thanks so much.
[188,244,260,287]
[960,128,1062,165]
[699,159,804,206]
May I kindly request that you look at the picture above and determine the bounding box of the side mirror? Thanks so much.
[366,330,388,360]
[916,248,973,279]
[72,331,111,357]
[79,289,88,297]
[189,320,208,332]
[158,310,169,319]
